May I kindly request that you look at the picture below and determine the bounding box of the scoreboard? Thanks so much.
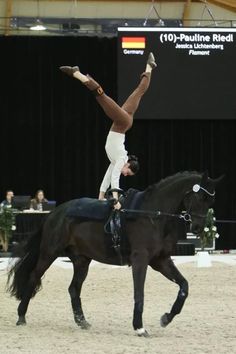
[117,27,236,120]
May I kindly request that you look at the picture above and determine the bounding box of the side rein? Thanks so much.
[105,184,215,225]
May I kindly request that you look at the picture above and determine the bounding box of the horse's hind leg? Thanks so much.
[150,256,188,327]
[67,252,91,329]
[17,254,56,325]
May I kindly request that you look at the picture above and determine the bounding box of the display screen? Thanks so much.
[117,27,236,119]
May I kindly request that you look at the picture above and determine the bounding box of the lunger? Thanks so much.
[60,52,156,208]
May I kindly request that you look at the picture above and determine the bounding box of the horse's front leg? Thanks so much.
[131,251,149,337]
[150,256,188,327]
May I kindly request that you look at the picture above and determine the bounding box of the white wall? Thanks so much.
[0,1,235,35]
[0,1,235,19]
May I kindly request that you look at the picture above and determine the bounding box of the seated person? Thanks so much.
[30,190,48,211]
[1,190,14,208]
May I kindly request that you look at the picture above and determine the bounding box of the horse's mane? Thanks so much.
[144,171,201,195]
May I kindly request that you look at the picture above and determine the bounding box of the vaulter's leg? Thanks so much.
[67,251,91,329]
[150,256,189,327]
[60,65,131,132]
[121,52,156,116]
[59,52,156,133]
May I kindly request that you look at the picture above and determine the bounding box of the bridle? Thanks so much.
[192,183,215,197]
[183,184,216,223]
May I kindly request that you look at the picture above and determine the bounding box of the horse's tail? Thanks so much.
[7,225,44,300]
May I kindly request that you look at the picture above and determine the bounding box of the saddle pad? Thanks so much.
[122,188,145,214]
[66,198,113,220]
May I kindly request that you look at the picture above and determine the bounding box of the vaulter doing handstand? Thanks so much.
[60,52,156,209]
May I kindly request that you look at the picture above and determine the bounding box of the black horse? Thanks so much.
[7,171,221,336]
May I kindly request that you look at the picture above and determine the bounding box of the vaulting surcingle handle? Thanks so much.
[105,188,127,199]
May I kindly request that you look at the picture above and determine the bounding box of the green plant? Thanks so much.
[0,206,17,251]
[198,208,219,250]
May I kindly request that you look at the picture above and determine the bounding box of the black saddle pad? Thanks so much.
[66,189,144,222]
[66,198,113,220]
[121,188,145,217]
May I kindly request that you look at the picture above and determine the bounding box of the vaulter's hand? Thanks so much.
[113,201,121,210]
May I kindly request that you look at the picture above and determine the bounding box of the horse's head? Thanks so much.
[183,171,223,235]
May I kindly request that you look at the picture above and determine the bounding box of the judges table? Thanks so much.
[13,210,50,243]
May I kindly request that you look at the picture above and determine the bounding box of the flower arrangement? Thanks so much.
[198,208,219,250]
[0,206,17,252]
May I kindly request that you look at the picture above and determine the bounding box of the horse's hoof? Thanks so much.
[135,328,150,337]
[16,317,26,326]
[81,320,91,330]
[74,314,91,329]
[79,320,91,330]
[160,313,170,328]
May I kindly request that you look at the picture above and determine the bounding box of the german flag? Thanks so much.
[122,37,146,49]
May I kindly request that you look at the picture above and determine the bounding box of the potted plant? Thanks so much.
[198,208,219,251]
[0,206,17,252]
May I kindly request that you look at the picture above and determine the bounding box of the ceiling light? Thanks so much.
[30,1,46,31]
[30,19,46,31]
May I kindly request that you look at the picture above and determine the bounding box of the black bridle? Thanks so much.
[183,183,216,222]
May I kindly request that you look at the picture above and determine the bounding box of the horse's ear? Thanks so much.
[211,174,225,186]
[200,171,209,185]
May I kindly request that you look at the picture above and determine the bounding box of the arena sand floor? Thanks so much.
[0,254,236,354]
